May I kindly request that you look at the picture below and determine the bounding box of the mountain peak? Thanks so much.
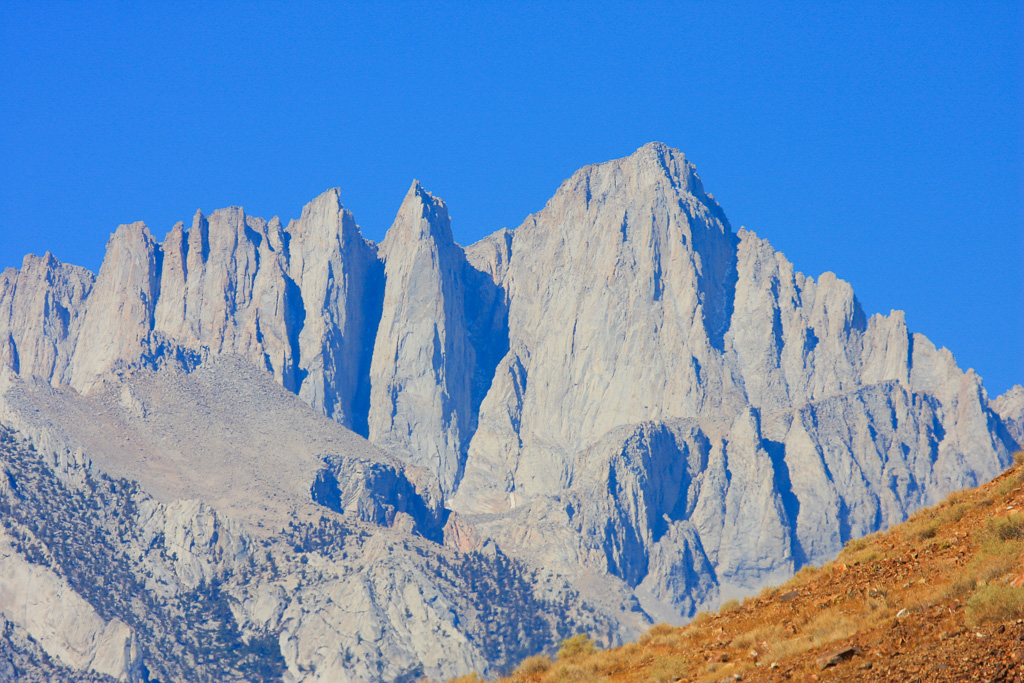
[290,187,349,240]
[552,142,711,214]
[381,181,453,253]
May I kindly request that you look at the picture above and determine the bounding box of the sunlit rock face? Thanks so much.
[0,143,1017,679]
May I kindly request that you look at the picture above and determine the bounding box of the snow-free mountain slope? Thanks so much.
[0,143,1017,681]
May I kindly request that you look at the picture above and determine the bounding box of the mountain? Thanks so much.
[0,143,1018,680]
[490,451,1024,682]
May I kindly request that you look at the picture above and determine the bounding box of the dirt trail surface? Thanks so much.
[490,457,1024,683]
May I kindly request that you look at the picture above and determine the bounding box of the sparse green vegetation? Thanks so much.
[556,633,595,660]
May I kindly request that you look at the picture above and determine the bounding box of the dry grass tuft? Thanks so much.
[940,503,967,525]
[943,573,978,600]
[766,610,859,661]
[789,565,821,586]
[966,585,1024,625]
[719,599,741,613]
[513,654,552,678]
[647,654,691,683]
[541,662,593,683]
[996,477,1020,497]
[450,673,484,683]
[637,622,678,647]
[690,611,713,627]
[989,514,1024,542]
[730,622,785,650]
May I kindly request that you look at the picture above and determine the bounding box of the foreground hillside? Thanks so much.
[491,453,1024,682]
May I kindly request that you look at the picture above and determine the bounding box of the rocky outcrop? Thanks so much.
[994,384,1024,447]
[0,253,93,385]
[311,453,446,541]
[0,526,141,681]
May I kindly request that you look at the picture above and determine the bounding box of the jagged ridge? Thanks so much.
[0,142,1018,680]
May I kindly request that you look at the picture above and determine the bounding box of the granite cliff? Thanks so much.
[0,143,1017,680]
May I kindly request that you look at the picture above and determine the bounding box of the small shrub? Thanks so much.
[637,622,677,646]
[731,623,784,650]
[966,585,1024,625]
[803,610,856,642]
[449,673,484,683]
[649,654,690,682]
[556,633,595,660]
[697,661,724,682]
[989,514,1024,542]
[790,565,820,585]
[916,521,940,541]
[965,534,1022,584]
[942,489,968,507]
[719,599,741,613]
[690,611,713,627]
[997,478,1019,497]
[943,573,977,599]
[941,504,967,525]
[514,654,552,678]
[1014,451,1024,468]
[840,536,870,558]
[544,663,589,682]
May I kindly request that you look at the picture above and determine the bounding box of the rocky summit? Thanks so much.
[0,143,1019,681]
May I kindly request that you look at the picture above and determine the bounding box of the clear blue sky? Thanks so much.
[1,2,1021,396]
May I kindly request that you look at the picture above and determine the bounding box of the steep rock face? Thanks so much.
[456,143,746,511]
[311,453,446,541]
[152,207,299,388]
[0,253,93,384]
[449,143,1015,619]
[287,189,382,432]
[54,190,385,436]
[994,385,1024,447]
[70,224,161,393]
[151,190,384,432]
[368,182,478,496]
[727,228,871,410]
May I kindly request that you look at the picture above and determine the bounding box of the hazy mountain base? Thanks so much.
[466,375,1020,619]
[0,614,117,683]
[491,453,1024,683]
[0,361,621,682]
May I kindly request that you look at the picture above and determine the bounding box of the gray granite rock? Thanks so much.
[0,142,1017,680]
